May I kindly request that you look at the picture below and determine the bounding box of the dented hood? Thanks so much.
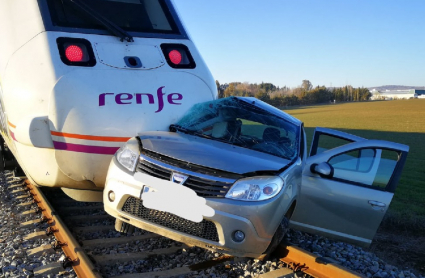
[138,131,291,175]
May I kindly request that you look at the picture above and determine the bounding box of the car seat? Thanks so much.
[263,127,280,143]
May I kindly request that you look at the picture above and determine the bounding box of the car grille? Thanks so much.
[143,150,242,179]
[137,154,235,198]
[122,197,219,242]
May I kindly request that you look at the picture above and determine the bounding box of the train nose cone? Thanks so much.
[49,69,214,187]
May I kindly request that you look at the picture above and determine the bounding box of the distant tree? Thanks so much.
[359,88,372,101]
[308,86,332,104]
[291,87,304,100]
[343,86,349,101]
[218,80,370,108]
[235,82,254,97]
[216,80,224,98]
[223,83,235,97]
[259,82,277,92]
[256,90,270,102]
[332,87,345,102]
[302,80,313,92]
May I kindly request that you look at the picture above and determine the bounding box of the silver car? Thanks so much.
[103,97,409,258]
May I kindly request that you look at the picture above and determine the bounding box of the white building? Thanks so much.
[370,89,425,100]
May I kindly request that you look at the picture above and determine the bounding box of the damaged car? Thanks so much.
[103,97,409,258]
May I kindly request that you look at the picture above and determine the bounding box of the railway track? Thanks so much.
[4,173,365,278]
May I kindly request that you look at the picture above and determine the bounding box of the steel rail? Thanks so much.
[25,180,102,278]
[23,178,366,278]
[278,245,366,278]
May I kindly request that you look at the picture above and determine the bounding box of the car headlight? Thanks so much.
[225,176,284,201]
[116,138,140,172]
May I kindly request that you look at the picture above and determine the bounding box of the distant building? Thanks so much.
[370,89,425,100]
[416,90,425,98]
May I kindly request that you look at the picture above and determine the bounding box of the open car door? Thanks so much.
[290,128,409,247]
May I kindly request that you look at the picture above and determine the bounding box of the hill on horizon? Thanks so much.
[368,85,425,91]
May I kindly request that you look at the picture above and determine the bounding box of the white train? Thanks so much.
[0,0,216,201]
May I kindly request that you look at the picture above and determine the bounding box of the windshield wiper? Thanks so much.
[170,125,213,139]
[68,0,134,42]
[169,124,197,134]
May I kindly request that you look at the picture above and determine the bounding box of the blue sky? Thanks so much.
[173,0,425,88]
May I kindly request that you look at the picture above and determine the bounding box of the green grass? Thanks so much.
[284,99,425,227]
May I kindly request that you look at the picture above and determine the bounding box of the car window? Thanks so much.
[328,148,399,189]
[329,149,375,172]
[315,134,352,155]
[373,150,399,188]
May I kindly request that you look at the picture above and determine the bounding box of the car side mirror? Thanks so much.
[310,162,334,178]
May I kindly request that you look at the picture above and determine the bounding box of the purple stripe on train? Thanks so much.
[10,131,17,141]
[53,141,119,155]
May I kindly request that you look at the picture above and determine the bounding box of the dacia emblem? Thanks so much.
[171,172,188,185]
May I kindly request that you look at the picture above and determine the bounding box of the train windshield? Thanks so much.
[45,0,180,35]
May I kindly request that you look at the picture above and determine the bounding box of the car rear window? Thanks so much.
[45,0,180,35]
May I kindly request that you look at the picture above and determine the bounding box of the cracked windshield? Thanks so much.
[174,97,299,161]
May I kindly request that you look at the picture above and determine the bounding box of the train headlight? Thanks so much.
[225,176,284,201]
[116,138,140,172]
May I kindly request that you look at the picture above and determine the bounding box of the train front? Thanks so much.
[2,0,216,201]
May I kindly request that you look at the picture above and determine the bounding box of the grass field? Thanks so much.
[284,99,425,228]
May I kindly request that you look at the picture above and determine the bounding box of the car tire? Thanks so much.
[115,218,135,235]
[13,165,25,177]
[0,137,6,171]
[262,216,289,259]
[0,149,4,172]
[0,137,20,171]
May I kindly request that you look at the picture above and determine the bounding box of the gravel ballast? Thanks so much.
[0,171,423,278]
[0,173,76,278]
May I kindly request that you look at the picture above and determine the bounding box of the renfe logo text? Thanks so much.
[99,86,182,113]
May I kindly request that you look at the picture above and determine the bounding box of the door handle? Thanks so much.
[368,200,386,208]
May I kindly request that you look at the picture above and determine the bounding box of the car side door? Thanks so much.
[290,128,409,247]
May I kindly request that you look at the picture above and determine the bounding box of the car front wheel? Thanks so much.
[262,216,289,259]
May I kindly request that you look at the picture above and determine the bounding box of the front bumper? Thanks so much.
[104,157,290,257]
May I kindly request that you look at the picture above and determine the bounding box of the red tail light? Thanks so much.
[169,50,182,65]
[57,38,96,67]
[161,44,196,69]
[65,45,84,62]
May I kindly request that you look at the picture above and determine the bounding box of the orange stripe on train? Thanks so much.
[8,121,16,128]
[50,131,130,142]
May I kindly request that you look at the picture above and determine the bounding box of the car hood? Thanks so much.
[138,131,291,175]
